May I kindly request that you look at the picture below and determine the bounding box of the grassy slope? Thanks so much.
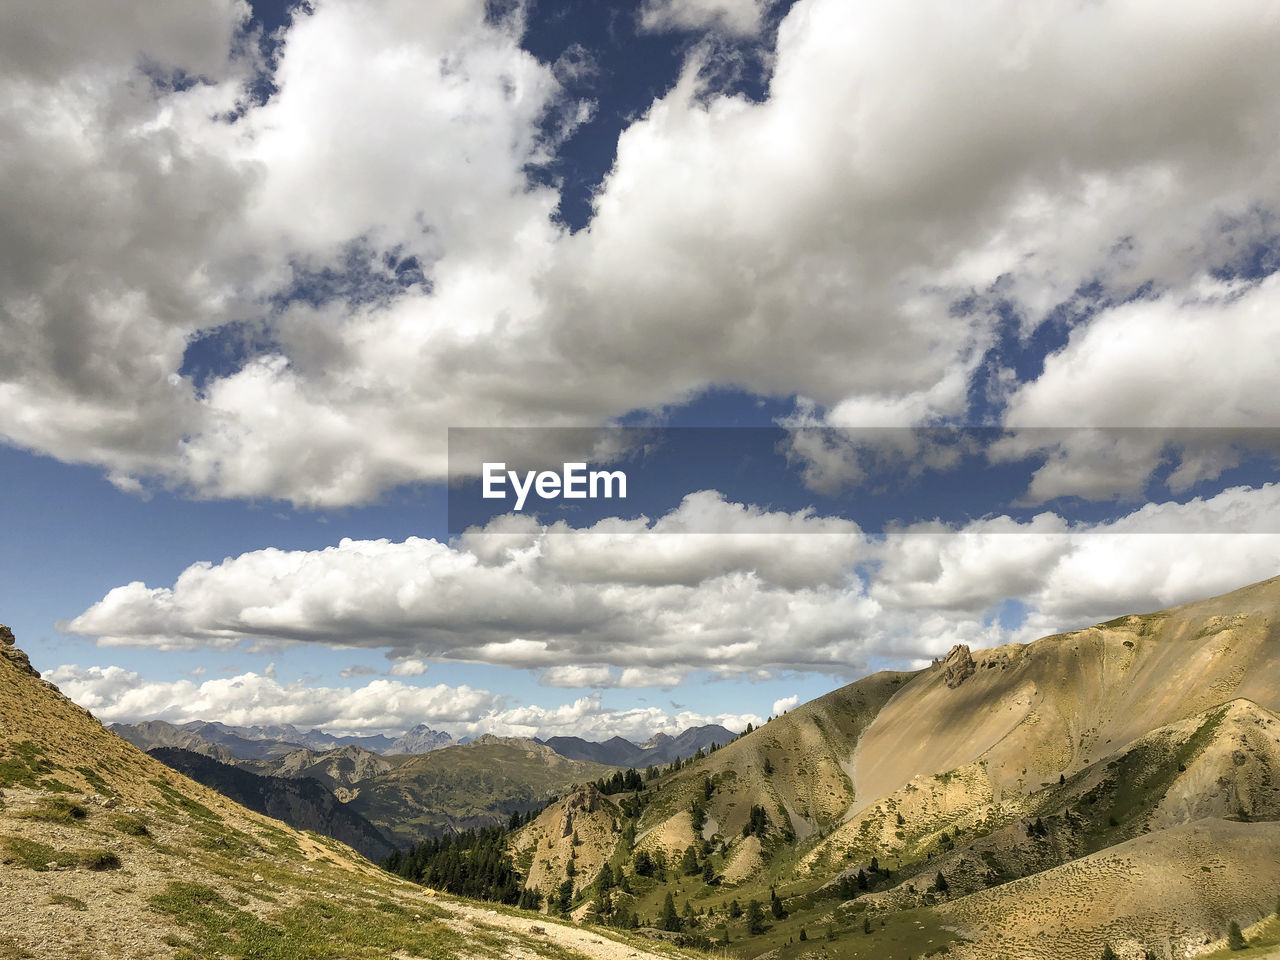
[0,632,696,960]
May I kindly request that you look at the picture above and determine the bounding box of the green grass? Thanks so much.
[1197,915,1280,958]
[150,779,222,822]
[11,796,87,824]
[75,765,113,795]
[77,848,122,870]
[0,741,54,789]
[149,880,493,960]
[110,812,151,837]
[48,893,87,911]
[0,835,79,870]
[0,835,121,871]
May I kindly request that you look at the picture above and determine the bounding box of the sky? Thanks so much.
[2,0,1280,742]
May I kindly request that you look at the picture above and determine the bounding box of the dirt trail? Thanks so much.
[441,899,678,960]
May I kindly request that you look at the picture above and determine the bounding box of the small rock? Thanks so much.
[253,873,264,883]
[530,925,545,935]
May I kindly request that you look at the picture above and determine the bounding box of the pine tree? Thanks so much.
[660,892,681,932]
[633,849,654,877]
[1228,920,1247,951]
[728,899,742,919]
[681,843,700,875]
[1100,945,1118,960]
[934,870,949,894]
[702,859,715,884]
[771,889,787,919]
[746,899,767,935]
[799,927,807,941]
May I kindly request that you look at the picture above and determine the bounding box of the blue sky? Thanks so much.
[2,0,1280,740]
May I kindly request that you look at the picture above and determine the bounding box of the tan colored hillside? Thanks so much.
[938,819,1280,960]
[0,625,694,960]
[511,783,625,902]
[629,667,916,858]
[852,575,1280,810]
[511,577,1280,960]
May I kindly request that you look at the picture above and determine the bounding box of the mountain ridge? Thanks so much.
[509,575,1280,960]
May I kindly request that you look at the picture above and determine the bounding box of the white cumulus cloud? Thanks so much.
[3,1,1279,504]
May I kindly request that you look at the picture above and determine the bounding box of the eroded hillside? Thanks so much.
[509,577,1280,960]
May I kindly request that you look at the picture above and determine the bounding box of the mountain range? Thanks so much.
[0,622,680,960]
[7,575,1280,959]
[111,717,731,769]
[541,725,736,768]
[108,718,451,761]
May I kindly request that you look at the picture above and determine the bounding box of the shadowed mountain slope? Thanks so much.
[148,746,397,862]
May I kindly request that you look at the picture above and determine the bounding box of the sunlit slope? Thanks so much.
[805,697,1280,890]
[851,575,1280,810]
[634,669,916,857]
[938,819,1280,960]
[0,625,694,960]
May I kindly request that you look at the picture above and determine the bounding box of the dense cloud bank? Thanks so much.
[3,0,1279,505]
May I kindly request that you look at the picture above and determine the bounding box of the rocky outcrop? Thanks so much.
[0,623,39,678]
[940,643,976,688]
[388,723,454,754]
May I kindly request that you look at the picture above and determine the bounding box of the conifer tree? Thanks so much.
[746,899,766,935]
[771,889,787,919]
[681,843,700,875]
[660,892,681,932]
[1228,920,1247,951]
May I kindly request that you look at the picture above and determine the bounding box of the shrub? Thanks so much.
[110,813,150,837]
[77,849,121,871]
[14,797,86,824]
